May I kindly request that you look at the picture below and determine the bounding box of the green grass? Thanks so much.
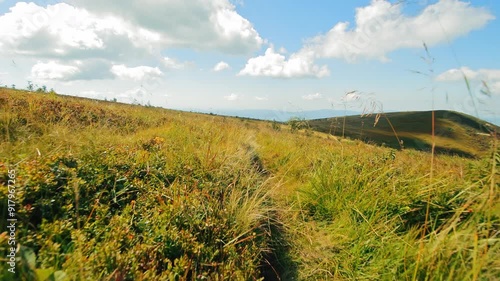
[308,110,498,158]
[0,88,498,280]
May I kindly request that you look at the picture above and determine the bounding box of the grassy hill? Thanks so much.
[308,110,499,158]
[0,88,498,280]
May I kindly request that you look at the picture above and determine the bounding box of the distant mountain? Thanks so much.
[187,109,360,122]
[308,110,499,158]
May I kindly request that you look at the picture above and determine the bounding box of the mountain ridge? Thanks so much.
[308,110,498,158]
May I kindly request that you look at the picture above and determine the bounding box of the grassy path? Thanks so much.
[1,89,498,280]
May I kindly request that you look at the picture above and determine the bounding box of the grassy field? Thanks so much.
[308,111,498,158]
[0,88,498,280]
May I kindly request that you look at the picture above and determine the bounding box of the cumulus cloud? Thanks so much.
[437,67,500,94]
[0,1,263,84]
[0,2,160,60]
[480,70,500,82]
[255,96,268,101]
[111,64,163,81]
[31,61,79,80]
[78,90,115,100]
[303,0,494,62]
[224,93,239,101]
[302,93,323,100]
[79,90,101,98]
[117,87,151,103]
[436,67,479,81]
[73,60,116,80]
[66,0,263,54]
[162,57,192,70]
[236,0,494,78]
[238,47,329,78]
[213,61,230,72]
[30,59,116,81]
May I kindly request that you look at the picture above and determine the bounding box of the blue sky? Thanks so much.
[0,0,498,122]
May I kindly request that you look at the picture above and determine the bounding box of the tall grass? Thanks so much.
[0,88,498,280]
[0,89,283,280]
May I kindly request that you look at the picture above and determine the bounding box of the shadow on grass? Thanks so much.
[260,210,298,281]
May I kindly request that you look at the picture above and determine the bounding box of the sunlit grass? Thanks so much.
[0,88,498,280]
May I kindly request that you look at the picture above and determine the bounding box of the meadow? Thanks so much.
[0,88,498,280]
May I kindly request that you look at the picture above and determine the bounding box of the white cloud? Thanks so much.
[213,61,230,72]
[111,64,163,81]
[0,1,263,85]
[479,69,500,81]
[303,0,494,62]
[490,82,500,95]
[224,93,239,101]
[0,2,159,60]
[238,47,329,78]
[162,57,191,70]
[117,87,152,103]
[67,0,263,54]
[436,67,479,81]
[302,93,323,100]
[31,61,79,80]
[30,59,116,81]
[255,96,268,101]
[436,67,500,94]
[78,90,115,99]
[79,90,101,98]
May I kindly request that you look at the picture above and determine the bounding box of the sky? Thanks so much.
[0,0,499,123]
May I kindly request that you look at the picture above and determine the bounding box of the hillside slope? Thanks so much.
[308,110,498,158]
[1,89,498,280]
